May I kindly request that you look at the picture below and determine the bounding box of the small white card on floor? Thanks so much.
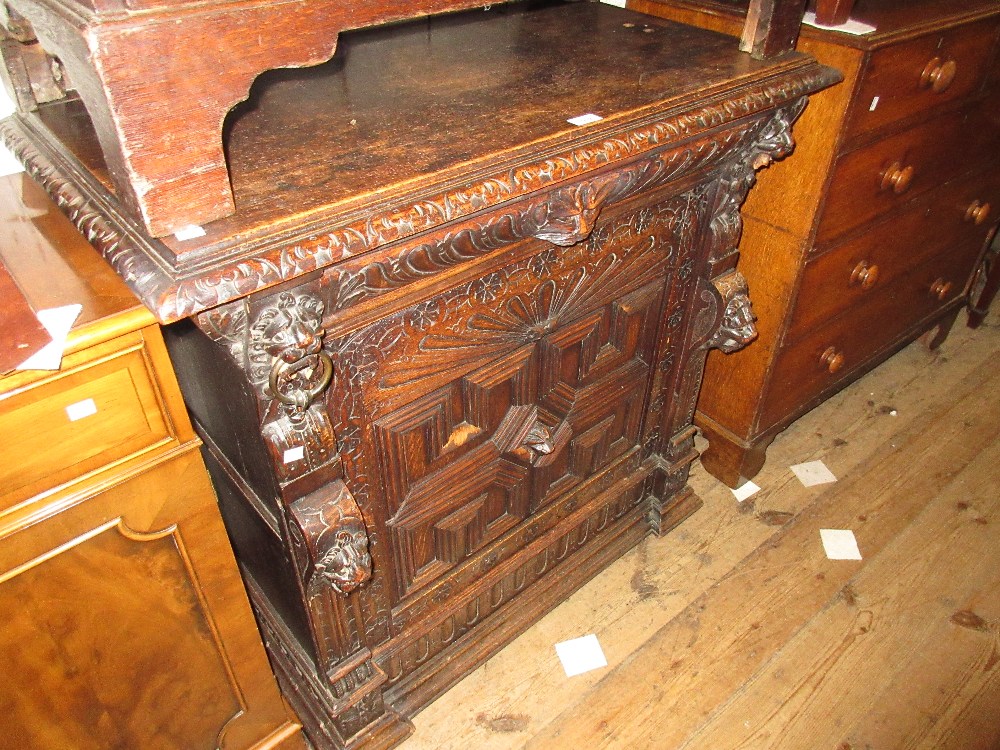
[555,634,607,677]
[790,460,837,487]
[820,529,862,560]
[731,480,761,503]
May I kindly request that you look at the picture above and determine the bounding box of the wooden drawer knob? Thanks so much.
[919,57,957,93]
[849,260,880,289]
[965,200,991,225]
[879,162,914,195]
[820,346,845,374]
[929,278,954,301]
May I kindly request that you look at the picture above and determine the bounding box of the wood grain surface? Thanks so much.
[398,305,1000,750]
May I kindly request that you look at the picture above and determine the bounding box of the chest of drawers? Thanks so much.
[630,0,1000,486]
[0,2,837,747]
[0,175,303,749]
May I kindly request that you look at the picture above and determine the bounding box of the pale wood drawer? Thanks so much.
[816,101,999,246]
[846,18,1000,140]
[761,244,982,430]
[0,332,173,510]
[788,170,1000,343]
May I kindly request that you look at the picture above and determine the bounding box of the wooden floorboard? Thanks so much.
[400,309,1000,750]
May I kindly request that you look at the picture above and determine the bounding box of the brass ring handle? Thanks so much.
[929,278,954,301]
[919,57,957,93]
[269,351,334,410]
[849,261,880,289]
[820,346,845,374]
[965,200,991,225]
[879,162,914,194]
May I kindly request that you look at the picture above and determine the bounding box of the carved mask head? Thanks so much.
[314,519,372,596]
[257,292,326,364]
[715,295,758,353]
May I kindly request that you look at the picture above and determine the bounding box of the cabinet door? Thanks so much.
[0,451,302,750]
[329,194,695,608]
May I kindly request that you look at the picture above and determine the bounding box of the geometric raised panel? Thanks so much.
[380,271,666,600]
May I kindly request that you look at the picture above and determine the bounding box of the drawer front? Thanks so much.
[0,336,172,510]
[761,245,981,429]
[817,102,999,246]
[789,171,1000,342]
[846,19,1000,140]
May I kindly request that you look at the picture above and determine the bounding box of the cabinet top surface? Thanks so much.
[16,0,836,321]
[0,173,151,357]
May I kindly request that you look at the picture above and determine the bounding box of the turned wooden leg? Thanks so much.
[697,419,775,488]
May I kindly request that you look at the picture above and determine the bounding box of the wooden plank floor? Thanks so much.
[399,307,1000,750]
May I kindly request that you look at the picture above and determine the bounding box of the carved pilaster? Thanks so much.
[196,288,344,492]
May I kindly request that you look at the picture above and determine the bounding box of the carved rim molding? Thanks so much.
[0,61,836,323]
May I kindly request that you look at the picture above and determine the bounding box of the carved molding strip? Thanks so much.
[380,483,645,686]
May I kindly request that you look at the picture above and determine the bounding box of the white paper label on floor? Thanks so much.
[567,113,603,127]
[731,480,761,503]
[790,460,837,487]
[599,0,627,6]
[555,634,607,677]
[283,446,305,464]
[174,225,207,241]
[65,398,98,422]
[820,529,863,560]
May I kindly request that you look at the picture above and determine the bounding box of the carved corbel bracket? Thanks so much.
[706,98,809,265]
[288,481,373,598]
[706,271,758,353]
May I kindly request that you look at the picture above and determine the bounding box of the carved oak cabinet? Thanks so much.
[0,2,836,747]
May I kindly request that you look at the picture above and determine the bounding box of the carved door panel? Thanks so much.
[330,195,695,607]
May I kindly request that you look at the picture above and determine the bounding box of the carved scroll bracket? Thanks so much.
[706,98,809,266]
[706,271,758,353]
[289,481,373,598]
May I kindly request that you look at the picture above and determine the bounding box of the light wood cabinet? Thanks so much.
[0,174,305,750]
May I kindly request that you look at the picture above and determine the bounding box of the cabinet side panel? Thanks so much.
[164,319,281,510]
